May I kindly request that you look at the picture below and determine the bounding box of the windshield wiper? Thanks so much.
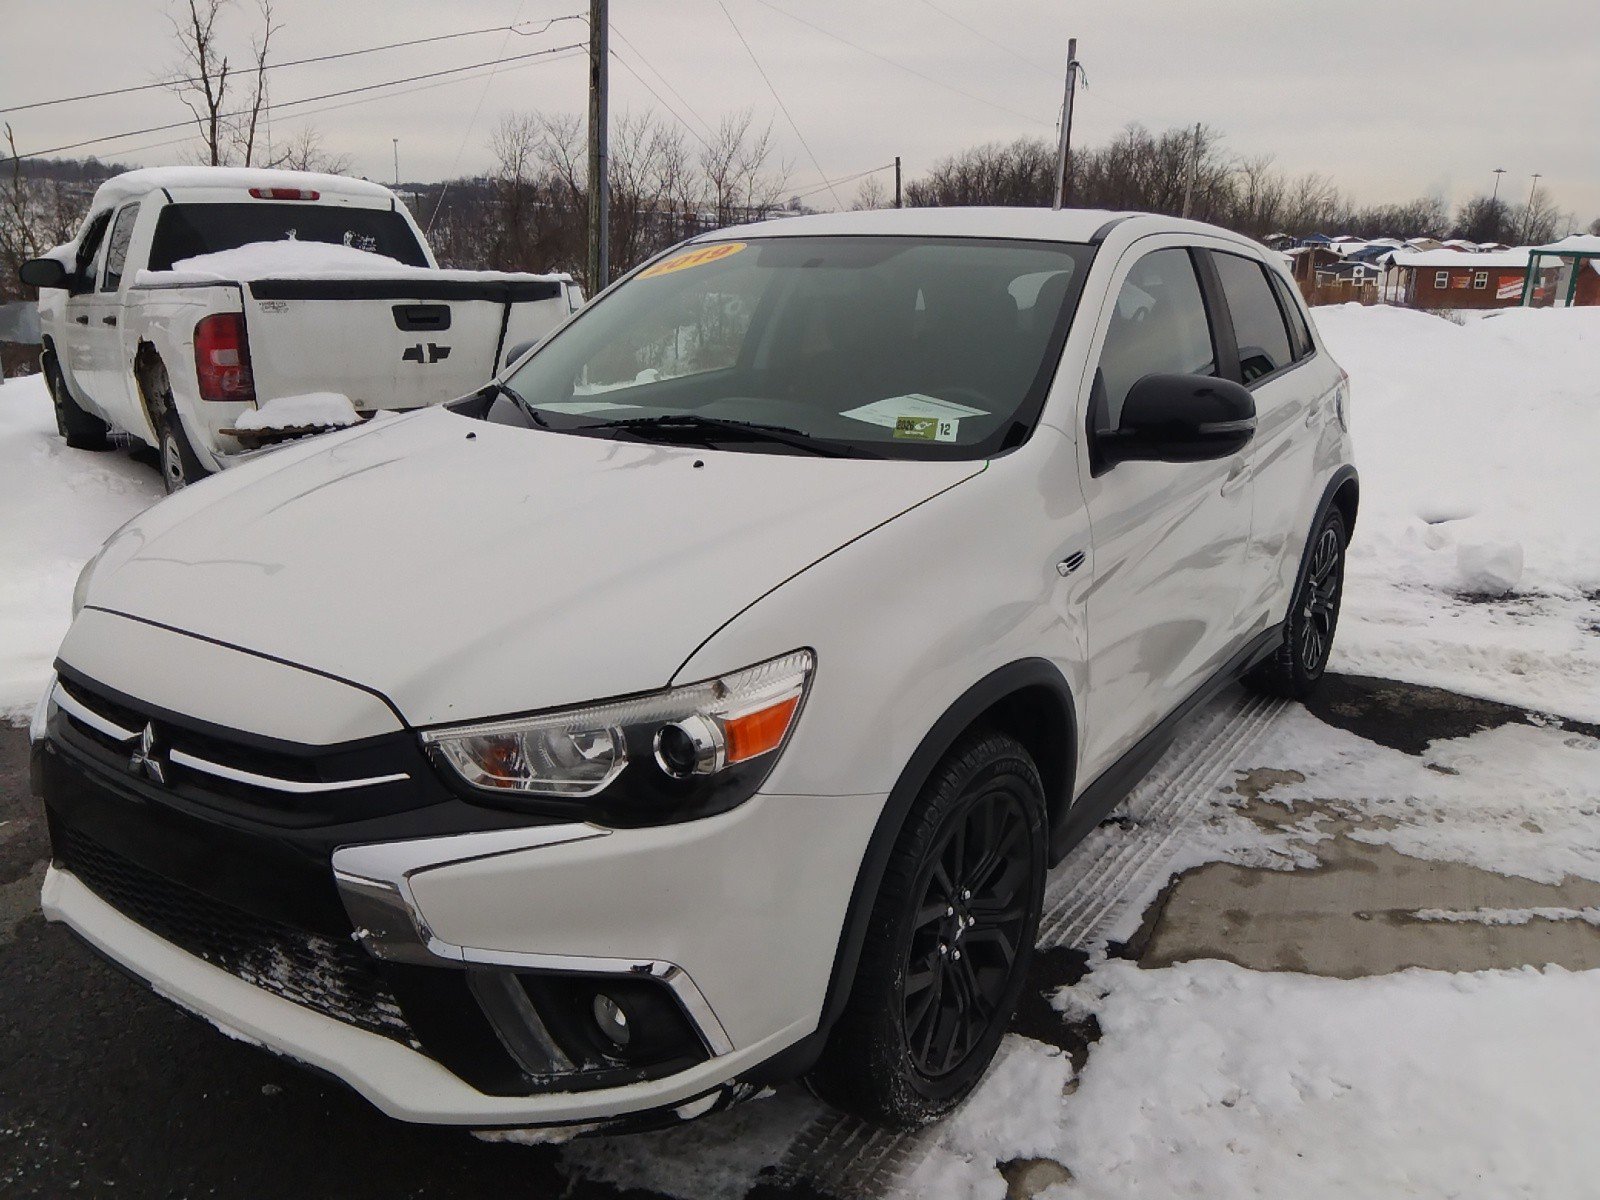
[478,380,549,428]
[578,414,865,458]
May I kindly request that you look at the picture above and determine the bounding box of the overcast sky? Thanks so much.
[5,0,1598,223]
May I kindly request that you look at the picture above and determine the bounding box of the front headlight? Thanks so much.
[421,650,814,819]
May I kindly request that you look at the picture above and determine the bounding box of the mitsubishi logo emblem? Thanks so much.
[128,722,167,785]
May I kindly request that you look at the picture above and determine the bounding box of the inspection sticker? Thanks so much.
[638,241,747,279]
[841,393,985,443]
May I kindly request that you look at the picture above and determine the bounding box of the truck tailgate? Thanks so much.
[242,276,569,411]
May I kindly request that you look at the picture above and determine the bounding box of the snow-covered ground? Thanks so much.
[0,374,160,719]
[1315,304,1600,721]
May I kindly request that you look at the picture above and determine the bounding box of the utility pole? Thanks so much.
[1520,172,1541,243]
[392,138,399,189]
[1182,122,1202,219]
[586,0,610,292]
[894,156,902,209]
[1051,38,1078,210]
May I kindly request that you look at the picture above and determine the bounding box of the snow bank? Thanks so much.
[0,375,161,720]
[232,391,361,432]
[1315,304,1600,719]
[136,239,413,285]
[1049,959,1600,1199]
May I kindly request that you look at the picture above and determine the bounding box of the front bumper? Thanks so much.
[35,656,883,1125]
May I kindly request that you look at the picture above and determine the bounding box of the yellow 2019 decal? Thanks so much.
[638,241,747,279]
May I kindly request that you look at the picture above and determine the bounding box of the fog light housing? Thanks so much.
[592,993,631,1047]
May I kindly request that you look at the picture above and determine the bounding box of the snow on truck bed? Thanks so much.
[134,239,571,286]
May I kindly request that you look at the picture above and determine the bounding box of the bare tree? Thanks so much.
[699,110,788,226]
[851,174,889,211]
[167,0,282,167]
[274,125,351,174]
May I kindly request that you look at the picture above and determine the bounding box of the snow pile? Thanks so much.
[1415,906,1600,927]
[232,391,361,432]
[136,239,412,285]
[1314,304,1600,719]
[0,375,162,720]
[1048,959,1600,1199]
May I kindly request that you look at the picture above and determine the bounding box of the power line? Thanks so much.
[0,16,584,117]
[791,162,895,203]
[608,48,713,152]
[910,0,1057,80]
[718,1,843,210]
[106,49,587,163]
[751,1,1049,129]
[3,42,587,164]
[429,0,531,235]
[610,26,716,139]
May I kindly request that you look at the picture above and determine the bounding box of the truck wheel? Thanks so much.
[1245,507,1347,699]
[158,406,210,493]
[808,731,1046,1128]
[45,357,109,451]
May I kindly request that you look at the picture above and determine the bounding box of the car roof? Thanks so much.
[689,206,1267,254]
[87,167,397,210]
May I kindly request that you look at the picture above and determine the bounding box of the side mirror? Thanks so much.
[502,337,540,372]
[1100,373,1256,467]
[18,257,70,290]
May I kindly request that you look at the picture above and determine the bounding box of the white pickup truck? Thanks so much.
[19,167,580,490]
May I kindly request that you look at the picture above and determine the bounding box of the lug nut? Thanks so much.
[938,943,948,956]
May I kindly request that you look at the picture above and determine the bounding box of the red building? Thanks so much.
[1383,249,1530,310]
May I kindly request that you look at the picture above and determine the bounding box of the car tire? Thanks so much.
[45,356,110,451]
[145,359,211,493]
[808,730,1047,1129]
[1246,507,1346,699]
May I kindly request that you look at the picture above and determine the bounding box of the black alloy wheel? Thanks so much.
[808,730,1046,1128]
[902,788,1034,1078]
[1246,506,1347,699]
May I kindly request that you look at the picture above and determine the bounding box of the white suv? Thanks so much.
[33,208,1355,1132]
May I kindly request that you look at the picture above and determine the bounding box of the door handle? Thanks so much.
[74,315,88,325]
[102,315,117,326]
[1220,461,1249,496]
[1056,550,1086,577]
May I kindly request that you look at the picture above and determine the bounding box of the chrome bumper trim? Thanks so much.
[52,681,138,744]
[330,828,736,1058]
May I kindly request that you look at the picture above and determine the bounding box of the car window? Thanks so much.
[503,236,1094,460]
[147,203,430,270]
[1268,271,1315,359]
[1097,247,1216,427]
[1212,251,1295,383]
[73,210,113,282]
[101,203,140,293]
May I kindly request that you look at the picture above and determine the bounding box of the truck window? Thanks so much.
[101,203,140,293]
[147,203,430,271]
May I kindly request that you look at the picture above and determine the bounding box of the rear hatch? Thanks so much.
[242,275,572,413]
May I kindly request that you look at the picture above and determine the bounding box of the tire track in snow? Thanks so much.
[770,688,1289,1200]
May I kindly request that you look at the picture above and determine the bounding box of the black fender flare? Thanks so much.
[743,658,1077,1084]
[1298,465,1359,581]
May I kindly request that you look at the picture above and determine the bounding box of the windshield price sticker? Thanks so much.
[639,242,747,279]
[894,415,959,441]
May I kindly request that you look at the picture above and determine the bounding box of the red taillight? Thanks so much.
[194,313,255,403]
[248,187,320,201]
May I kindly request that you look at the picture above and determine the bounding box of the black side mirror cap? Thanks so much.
[18,257,71,290]
[1099,373,1256,468]
[502,338,541,372]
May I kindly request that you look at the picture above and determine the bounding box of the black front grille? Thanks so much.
[56,825,416,1046]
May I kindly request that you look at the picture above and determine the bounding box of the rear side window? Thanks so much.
[1097,247,1216,427]
[1268,272,1315,359]
[147,203,430,271]
[1212,252,1294,383]
[101,203,140,293]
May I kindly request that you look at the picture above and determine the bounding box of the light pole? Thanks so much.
[1520,173,1542,243]
[392,138,399,189]
[1490,167,1505,203]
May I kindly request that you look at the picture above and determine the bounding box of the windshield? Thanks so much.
[148,203,430,270]
[499,235,1093,458]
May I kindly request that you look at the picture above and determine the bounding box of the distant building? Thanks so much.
[1384,248,1530,309]
[1523,235,1600,307]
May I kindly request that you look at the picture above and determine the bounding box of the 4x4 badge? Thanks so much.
[128,722,167,785]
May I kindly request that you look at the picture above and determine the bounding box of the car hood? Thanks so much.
[86,408,982,727]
